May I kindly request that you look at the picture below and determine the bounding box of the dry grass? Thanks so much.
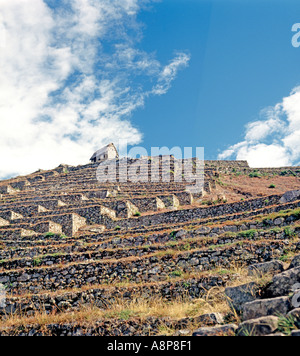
[0,262,276,330]
[221,174,300,203]
[0,294,230,330]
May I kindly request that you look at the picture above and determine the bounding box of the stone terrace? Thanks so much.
[0,159,300,336]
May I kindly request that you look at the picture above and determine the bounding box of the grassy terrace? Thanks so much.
[0,264,276,332]
[0,223,298,271]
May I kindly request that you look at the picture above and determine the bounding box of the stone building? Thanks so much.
[90,143,119,163]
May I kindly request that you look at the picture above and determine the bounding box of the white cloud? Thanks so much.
[152,53,191,95]
[0,0,190,179]
[218,86,300,168]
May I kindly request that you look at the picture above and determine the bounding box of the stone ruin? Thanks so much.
[0,156,299,336]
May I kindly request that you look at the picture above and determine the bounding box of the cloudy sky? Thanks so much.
[0,0,189,178]
[1,0,300,179]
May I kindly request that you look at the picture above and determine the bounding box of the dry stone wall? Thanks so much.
[111,195,282,229]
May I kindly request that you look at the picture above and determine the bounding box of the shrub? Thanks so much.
[202,200,212,206]
[238,229,257,239]
[284,227,295,238]
[249,172,262,178]
[280,254,289,262]
[134,212,141,217]
[51,252,64,258]
[170,231,177,239]
[269,184,276,189]
[33,258,42,266]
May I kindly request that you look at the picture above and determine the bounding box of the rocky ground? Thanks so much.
[193,255,300,336]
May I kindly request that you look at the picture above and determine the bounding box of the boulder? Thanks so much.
[274,217,285,226]
[279,190,300,204]
[195,227,211,235]
[194,313,224,326]
[175,230,187,239]
[289,255,300,270]
[225,282,260,313]
[242,297,291,321]
[266,267,300,297]
[0,276,9,284]
[236,316,279,336]
[248,260,284,277]
[193,324,238,337]
[17,274,31,282]
[223,225,238,233]
[174,330,191,336]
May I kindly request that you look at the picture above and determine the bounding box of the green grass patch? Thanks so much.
[170,270,183,278]
[277,315,297,336]
[237,229,258,239]
[44,232,55,237]
[33,258,42,266]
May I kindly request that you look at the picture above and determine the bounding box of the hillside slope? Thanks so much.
[0,159,299,336]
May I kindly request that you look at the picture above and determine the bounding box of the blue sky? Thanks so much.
[0,0,300,179]
[133,0,300,165]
